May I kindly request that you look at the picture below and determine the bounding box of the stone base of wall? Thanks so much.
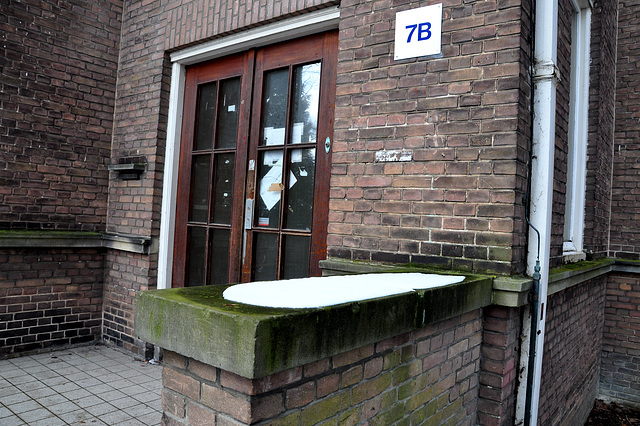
[0,248,104,358]
[160,311,482,425]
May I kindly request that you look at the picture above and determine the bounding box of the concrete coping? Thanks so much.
[134,272,492,379]
[0,230,151,254]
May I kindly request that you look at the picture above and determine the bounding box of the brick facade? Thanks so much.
[0,0,121,232]
[538,276,606,425]
[329,0,532,275]
[161,311,482,425]
[610,0,640,260]
[600,273,640,406]
[584,0,618,259]
[0,248,104,357]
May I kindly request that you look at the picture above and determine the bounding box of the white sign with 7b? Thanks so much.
[394,3,443,61]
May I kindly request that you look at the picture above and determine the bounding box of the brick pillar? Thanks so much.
[477,306,521,425]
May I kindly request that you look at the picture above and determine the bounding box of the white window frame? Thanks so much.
[157,7,340,289]
[563,0,591,261]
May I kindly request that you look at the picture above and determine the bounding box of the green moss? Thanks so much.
[549,258,613,277]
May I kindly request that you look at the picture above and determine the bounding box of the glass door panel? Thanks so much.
[215,78,240,149]
[291,63,321,144]
[209,229,231,284]
[285,148,315,231]
[283,234,310,279]
[260,69,289,147]
[211,153,235,224]
[189,155,210,223]
[194,83,217,151]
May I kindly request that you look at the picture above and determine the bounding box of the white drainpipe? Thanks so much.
[520,0,559,424]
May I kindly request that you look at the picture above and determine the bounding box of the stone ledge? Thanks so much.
[134,273,492,379]
[0,231,152,254]
[492,276,533,307]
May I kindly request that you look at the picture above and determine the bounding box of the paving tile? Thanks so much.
[0,405,14,419]
[0,392,30,406]
[29,416,67,426]
[75,395,105,409]
[85,383,116,395]
[6,400,42,414]
[13,407,53,423]
[17,379,48,393]
[132,391,161,404]
[40,376,69,387]
[51,381,81,394]
[36,394,69,407]
[98,408,134,424]
[111,396,142,410]
[58,408,97,424]
[62,388,93,401]
[25,386,57,399]
[47,400,81,415]
[137,411,163,426]
[84,401,118,417]
[97,389,127,402]
[6,374,39,386]
[0,413,27,425]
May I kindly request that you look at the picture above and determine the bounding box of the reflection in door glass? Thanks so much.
[189,155,210,222]
[285,148,315,230]
[212,153,234,224]
[195,83,217,151]
[283,234,310,279]
[209,229,230,284]
[187,227,207,286]
[260,69,289,146]
[291,63,321,144]
[254,233,278,281]
[257,150,283,229]
[216,78,240,149]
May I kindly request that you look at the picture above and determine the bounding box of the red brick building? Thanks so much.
[1,0,639,424]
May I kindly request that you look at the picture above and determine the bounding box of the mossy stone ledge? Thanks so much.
[134,273,492,379]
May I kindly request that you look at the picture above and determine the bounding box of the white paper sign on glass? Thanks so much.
[394,3,443,61]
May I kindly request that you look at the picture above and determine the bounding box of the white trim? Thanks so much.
[158,62,186,289]
[563,1,591,258]
[170,7,340,65]
[157,8,340,289]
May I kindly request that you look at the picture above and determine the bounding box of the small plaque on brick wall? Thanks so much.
[375,150,413,162]
[394,3,443,60]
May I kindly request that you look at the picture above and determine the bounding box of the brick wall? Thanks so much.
[102,250,155,358]
[537,276,606,425]
[0,0,121,232]
[610,0,640,260]
[160,310,482,425]
[600,273,640,406]
[477,306,521,425]
[329,0,532,275]
[0,248,104,358]
[583,0,618,258]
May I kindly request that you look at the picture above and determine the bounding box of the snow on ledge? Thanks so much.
[222,273,465,309]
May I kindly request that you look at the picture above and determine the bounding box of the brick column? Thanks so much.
[477,306,521,425]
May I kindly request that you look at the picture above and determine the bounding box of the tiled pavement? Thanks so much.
[0,344,162,425]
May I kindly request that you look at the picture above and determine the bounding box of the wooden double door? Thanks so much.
[173,32,337,287]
